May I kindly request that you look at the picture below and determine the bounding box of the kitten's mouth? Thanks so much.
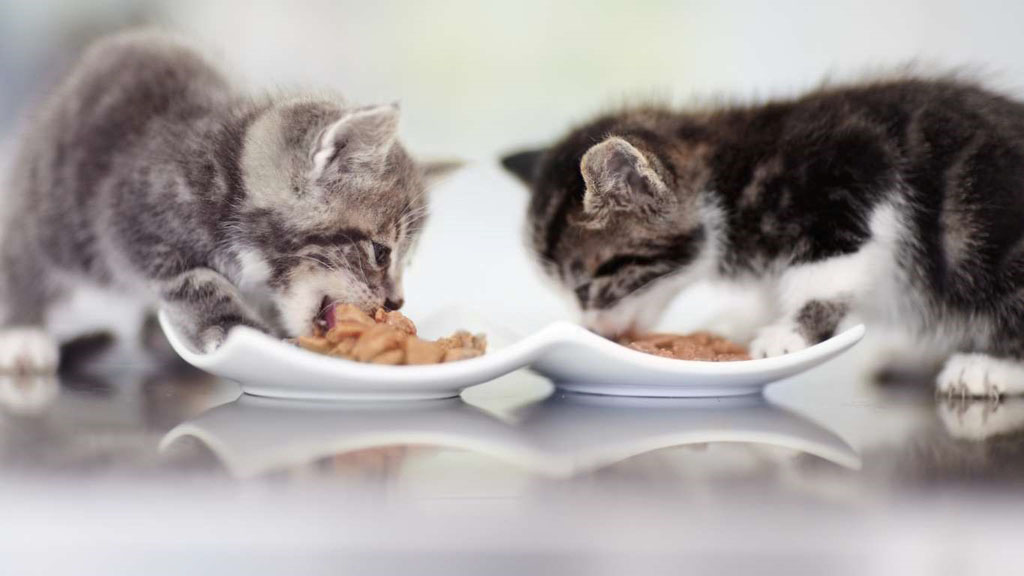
[314,294,390,333]
[314,297,378,331]
[314,296,334,332]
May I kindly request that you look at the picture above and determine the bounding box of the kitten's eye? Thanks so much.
[372,241,391,268]
[574,282,591,304]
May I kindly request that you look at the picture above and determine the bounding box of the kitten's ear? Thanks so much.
[421,159,464,185]
[580,137,669,225]
[310,103,400,178]
[501,148,546,185]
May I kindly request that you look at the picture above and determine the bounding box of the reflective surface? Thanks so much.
[2,351,1024,574]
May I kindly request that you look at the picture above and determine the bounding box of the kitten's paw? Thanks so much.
[937,398,1024,441]
[198,326,227,354]
[937,353,1024,399]
[750,324,809,358]
[0,375,59,415]
[0,328,59,374]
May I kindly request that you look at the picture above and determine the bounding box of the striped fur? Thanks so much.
[0,31,432,362]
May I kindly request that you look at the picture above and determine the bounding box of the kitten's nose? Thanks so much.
[384,298,404,311]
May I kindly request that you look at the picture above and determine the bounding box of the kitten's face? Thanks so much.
[503,118,712,336]
[239,101,430,336]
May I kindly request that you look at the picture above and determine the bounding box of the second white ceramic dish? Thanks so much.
[159,310,865,400]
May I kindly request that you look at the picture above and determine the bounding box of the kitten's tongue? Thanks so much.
[316,299,336,332]
[325,304,338,329]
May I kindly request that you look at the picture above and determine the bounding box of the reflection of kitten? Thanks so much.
[504,79,1024,397]
[1,31,447,371]
[939,399,1024,442]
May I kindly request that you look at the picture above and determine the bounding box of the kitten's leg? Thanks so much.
[749,249,873,358]
[751,299,850,358]
[0,240,61,374]
[937,304,1024,398]
[0,374,59,415]
[0,329,60,373]
[936,353,1024,399]
[157,268,271,353]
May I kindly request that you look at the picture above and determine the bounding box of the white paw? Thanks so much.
[0,328,59,374]
[936,353,1024,399]
[750,324,809,358]
[938,399,1024,441]
[0,375,59,415]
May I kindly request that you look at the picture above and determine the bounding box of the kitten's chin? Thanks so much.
[581,306,658,339]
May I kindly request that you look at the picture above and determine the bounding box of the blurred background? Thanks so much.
[4,0,1024,336]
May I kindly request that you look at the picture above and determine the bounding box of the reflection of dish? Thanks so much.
[160,307,866,400]
[161,392,860,479]
[159,395,531,478]
[513,393,862,473]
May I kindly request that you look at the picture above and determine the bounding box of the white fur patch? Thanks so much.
[699,278,776,342]
[582,271,692,336]
[0,328,59,374]
[277,269,378,337]
[0,375,59,415]
[777,203,900,315]
[750,323,809,358]
[937,353,1024,398]
[236,249,272,291]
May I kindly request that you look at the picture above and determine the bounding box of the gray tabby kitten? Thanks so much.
[503,79,1024,398]
[0,31,438,371]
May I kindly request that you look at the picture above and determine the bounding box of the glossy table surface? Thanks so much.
[1,344,1023,575]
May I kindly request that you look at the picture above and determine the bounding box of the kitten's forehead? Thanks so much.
[335,145,426,241]
[240,101,425,235]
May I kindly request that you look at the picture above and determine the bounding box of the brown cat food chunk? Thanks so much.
[442,348,484,363]
[374,308,417,336]
[331,337,358,357]
[371,348,406,365]
[333,304,376,326]
[620,331,750,362]
[350,324,406,362]
[296,306,486,365]
[404,338,445,365]
[296,335,333,354]
[325,321,370,343]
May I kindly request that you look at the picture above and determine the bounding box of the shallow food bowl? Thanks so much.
[159,310,865,401]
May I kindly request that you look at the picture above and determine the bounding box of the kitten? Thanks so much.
[503,78,1024,398]
[0,30,443,371]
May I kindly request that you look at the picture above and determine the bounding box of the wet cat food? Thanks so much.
[618,331,750,362]
[296,304,486,365]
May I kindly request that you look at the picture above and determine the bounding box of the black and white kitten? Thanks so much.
[0,31,441,371]
[503,78,1024,398]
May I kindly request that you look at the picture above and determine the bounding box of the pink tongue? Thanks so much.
[323,303,338,329]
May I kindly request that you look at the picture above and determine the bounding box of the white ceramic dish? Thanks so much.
[159,310,865,400]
